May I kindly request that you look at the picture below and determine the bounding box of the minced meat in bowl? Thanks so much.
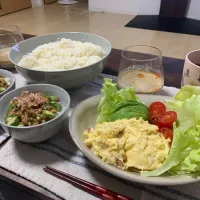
[5,91,62,127]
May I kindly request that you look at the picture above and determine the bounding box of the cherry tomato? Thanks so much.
[149,108,165,126]
[159,127,173,145]
[149,102,166,112]
[158,111,177,128]
[149,108,166,116]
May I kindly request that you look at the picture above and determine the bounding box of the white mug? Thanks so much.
[182,49,200,86]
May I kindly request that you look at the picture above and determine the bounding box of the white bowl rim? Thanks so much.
[0,84,70,129]
[8,32,112,73]
[0,69,15,96]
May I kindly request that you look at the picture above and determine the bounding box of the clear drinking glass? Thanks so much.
[117,45,164,94]
[0,25,24,69]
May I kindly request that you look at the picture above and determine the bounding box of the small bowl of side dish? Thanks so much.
[8,32,112,89]
[0,69,15,98]
[0,84,70,143]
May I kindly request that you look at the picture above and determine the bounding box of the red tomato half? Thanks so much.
[158,111,177,128]
[159,127,173,145]
[149,108,165,126]
[149,102,166,112]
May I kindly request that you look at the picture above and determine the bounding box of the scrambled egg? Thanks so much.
[84,118,170,171]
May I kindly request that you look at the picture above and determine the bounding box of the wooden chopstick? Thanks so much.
[44,166,133,200]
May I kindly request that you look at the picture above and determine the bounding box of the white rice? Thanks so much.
[18,38,105,71]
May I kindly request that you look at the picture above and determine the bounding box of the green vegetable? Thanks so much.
[42,110,55,119]
[142,85,200,176]
[49,96,59,102]
[96,78,147,124]
[18,123,25,127]
[174,85,200,101]
[109,100,149,121]
[50,101,62,112]
[0,87,6,93]
[36,114,43,120]
[7,103,16,112]
[6,116,20,126]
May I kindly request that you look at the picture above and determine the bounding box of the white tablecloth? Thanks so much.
[1,73,199,200]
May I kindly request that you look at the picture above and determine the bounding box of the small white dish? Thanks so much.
[69,94,200,185]
[0,69,15,98]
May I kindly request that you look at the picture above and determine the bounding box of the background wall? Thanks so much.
[187,0,200,20]
[89,0,161,15]
[89,0,200,20]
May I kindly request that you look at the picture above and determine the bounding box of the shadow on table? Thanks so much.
[12,125,72,166]
[13,140,60,166]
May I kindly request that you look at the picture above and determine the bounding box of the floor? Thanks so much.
[0,2,200,59]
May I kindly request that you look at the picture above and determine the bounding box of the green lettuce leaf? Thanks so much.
[96,78,147,124]
[170,126,200,175]
[174,85,200,101]
[109,100,149,122]
[142,86,200,176]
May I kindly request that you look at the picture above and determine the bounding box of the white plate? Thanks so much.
[69,94,200,185]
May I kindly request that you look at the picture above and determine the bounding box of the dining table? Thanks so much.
[0,33,185,200]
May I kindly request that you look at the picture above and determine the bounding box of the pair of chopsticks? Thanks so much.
[44,166,133,200]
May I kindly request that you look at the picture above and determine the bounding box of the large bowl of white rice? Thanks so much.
[9,32,111,88]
